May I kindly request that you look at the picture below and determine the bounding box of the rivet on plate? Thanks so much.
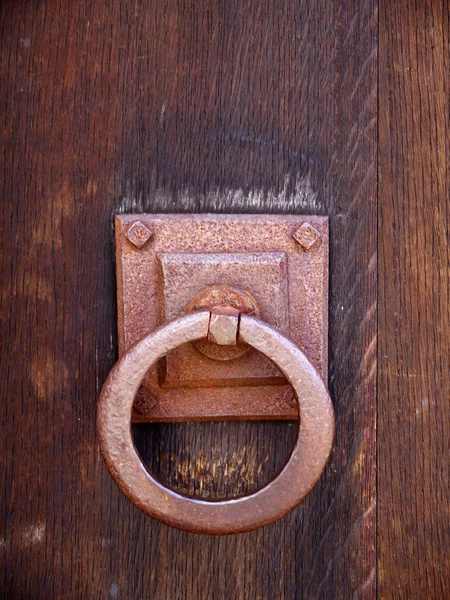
[125,221,153,248]
[293,222,321,250]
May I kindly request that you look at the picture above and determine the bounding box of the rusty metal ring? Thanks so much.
[97,311,334,534]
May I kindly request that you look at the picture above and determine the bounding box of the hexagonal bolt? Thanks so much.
[208,312,239,346]
[293,222,321,250]
[125,221,153,248]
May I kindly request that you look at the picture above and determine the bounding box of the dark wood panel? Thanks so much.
[0,1,376,598]
[378,0,449,598]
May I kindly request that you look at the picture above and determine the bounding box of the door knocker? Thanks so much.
[97,214,334,534]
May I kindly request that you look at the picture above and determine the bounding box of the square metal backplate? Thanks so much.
[115,214,328,422]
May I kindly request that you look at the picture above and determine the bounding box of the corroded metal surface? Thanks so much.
[187,284,259,360]
[293,221,322,249]
[97,311,335,534]
[158,251,288,383]
[208,312,239,346]
[124,220,153,248]
[115,214,328,421]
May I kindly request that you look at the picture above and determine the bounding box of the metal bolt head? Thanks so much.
[293,222,321,250]
[125,221,152,248]
[208,312,239,346]
[188,285,259,361]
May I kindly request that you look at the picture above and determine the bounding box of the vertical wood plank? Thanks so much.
[378,0,449,598]
[294,2,377,597]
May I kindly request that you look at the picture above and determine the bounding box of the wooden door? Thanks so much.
[1,1,448,598]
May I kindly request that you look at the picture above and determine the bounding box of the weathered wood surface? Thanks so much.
[378,1,449,598]
[0,0,377,598]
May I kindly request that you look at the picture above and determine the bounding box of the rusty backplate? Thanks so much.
[115,214,328,422]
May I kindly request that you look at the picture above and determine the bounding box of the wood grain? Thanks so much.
[0,0,376,598]
[378,1,449,598]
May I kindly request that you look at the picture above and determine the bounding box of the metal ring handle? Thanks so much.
[97,311,334,534]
